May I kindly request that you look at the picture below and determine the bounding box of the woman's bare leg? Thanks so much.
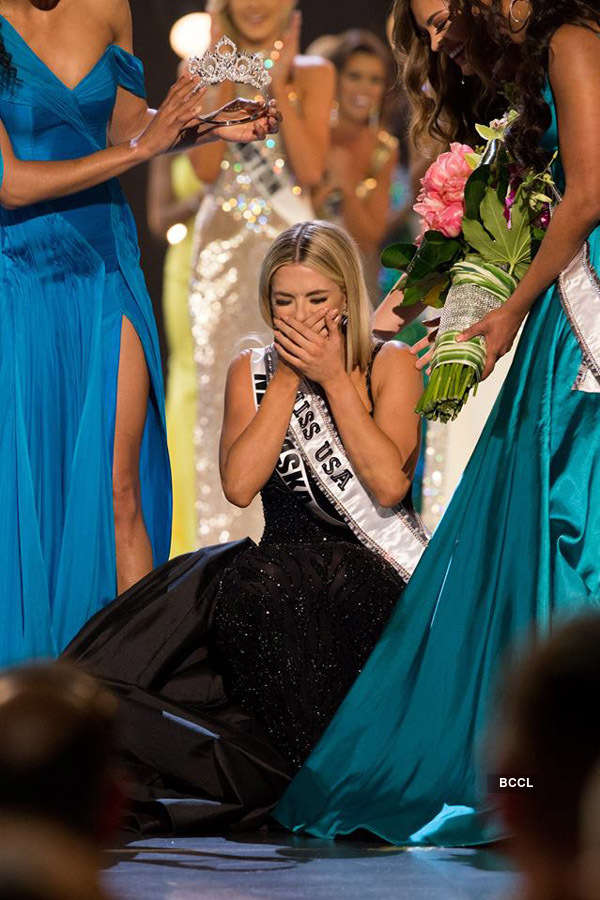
[113,317,154,594]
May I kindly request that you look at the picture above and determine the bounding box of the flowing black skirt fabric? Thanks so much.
[64,541,292,836]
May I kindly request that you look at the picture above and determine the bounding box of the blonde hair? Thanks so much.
[259,221,373,374]
[206,0,296,45]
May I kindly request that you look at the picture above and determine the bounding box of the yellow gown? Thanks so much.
[163,155,204,557]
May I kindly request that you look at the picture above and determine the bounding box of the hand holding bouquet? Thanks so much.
[383,112,557,422]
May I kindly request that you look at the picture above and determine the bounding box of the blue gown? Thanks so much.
[0,20,171,666]
[275,90,600,844]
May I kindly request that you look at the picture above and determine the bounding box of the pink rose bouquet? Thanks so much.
[381,113,557,422]
[414,142,473,238]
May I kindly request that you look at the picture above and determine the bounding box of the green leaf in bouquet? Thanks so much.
[465,152,482,170]
[528,191,554,206]
[513,261,529,281]
[453,257,517,301]
[475,124,502,142]
[531,225,546,258]
[464,164,491,220]
[462,218,505,264]
[423,274,451,308]
[380,242,416,271]
[495,150,511,206]
[479,187,532,274]
[402,272,443,306]
[406,230,462,281]
[386,231,463,307]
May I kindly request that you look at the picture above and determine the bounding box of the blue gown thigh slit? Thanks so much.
[0,21,171,666]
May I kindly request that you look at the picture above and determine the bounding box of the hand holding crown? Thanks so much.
[168,35,280,150]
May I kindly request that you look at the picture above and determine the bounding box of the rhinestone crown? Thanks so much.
[189,36,272,92]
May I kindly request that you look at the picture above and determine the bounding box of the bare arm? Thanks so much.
[220,309,330,507]
[339,146,399,249]
[498,25,600,322]
[107,0,154,144]
[0,74,204,209]
[458,24,600,375]
[219,352,300,508]
[371,290,425,340]
[274,315,423,506]
[0,0,280,209]
[0,0,208,209]
[272,58,335,188]
[0,116,141,208]
[147,154,203,238]
[320,343,422,506]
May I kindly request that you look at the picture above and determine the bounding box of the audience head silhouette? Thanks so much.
[0,815,112,900]
[0,662,119,841]
[490,613,600,900]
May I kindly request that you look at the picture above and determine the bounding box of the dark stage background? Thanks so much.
[125,0,393,367]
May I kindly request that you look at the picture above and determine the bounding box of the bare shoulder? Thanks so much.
[376,340,416,368]
[91,0,131,43]
[550,22,600,52]
[223,351,257,420]
[226,349,260,403]
[293,54,335,85]
[372,340,422,391]
[227,348,254,381]
[549,22,600,92]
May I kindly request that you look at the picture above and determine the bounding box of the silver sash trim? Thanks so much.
[557,242,600,393]
[251,350,343,529]
[250,347,429,582]
[232,142,314,226]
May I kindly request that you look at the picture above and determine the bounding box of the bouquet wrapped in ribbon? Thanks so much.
[383,112,557,422]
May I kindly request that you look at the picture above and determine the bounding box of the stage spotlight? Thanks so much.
[170,12,212,60]
[167,223,188,245]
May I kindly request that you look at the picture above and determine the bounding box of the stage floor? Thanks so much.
[104,834,518,899]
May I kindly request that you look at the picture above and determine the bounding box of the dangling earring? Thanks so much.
[508,0,532,34]
[331,100,340,127]
[341,312,349,333]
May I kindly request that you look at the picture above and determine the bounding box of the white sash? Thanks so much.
[251,347,429,582]
[232,142,314,226]
[558,242,600,393]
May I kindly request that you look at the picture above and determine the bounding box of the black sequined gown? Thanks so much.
[65,379,403,834]
[213,474,402,771]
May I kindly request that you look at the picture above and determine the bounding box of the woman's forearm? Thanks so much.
[221,370,300,507]
[372,294,424,339]
[506,192,600,320]
[340,188,386,248]
[110,105,155,147]
[321,372,411,507]
[271,87,326,188]
[0,140,151,209]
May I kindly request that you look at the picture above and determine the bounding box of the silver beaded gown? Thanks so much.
[188,103,313,547]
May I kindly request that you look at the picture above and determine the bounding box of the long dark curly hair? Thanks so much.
[0,28,17,87]
[391,0,503,151]
[449,0,600,167]
[392,0,600,166]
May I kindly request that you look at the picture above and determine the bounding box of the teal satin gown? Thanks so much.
[0,21,171,666]
[276,90,600,845]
